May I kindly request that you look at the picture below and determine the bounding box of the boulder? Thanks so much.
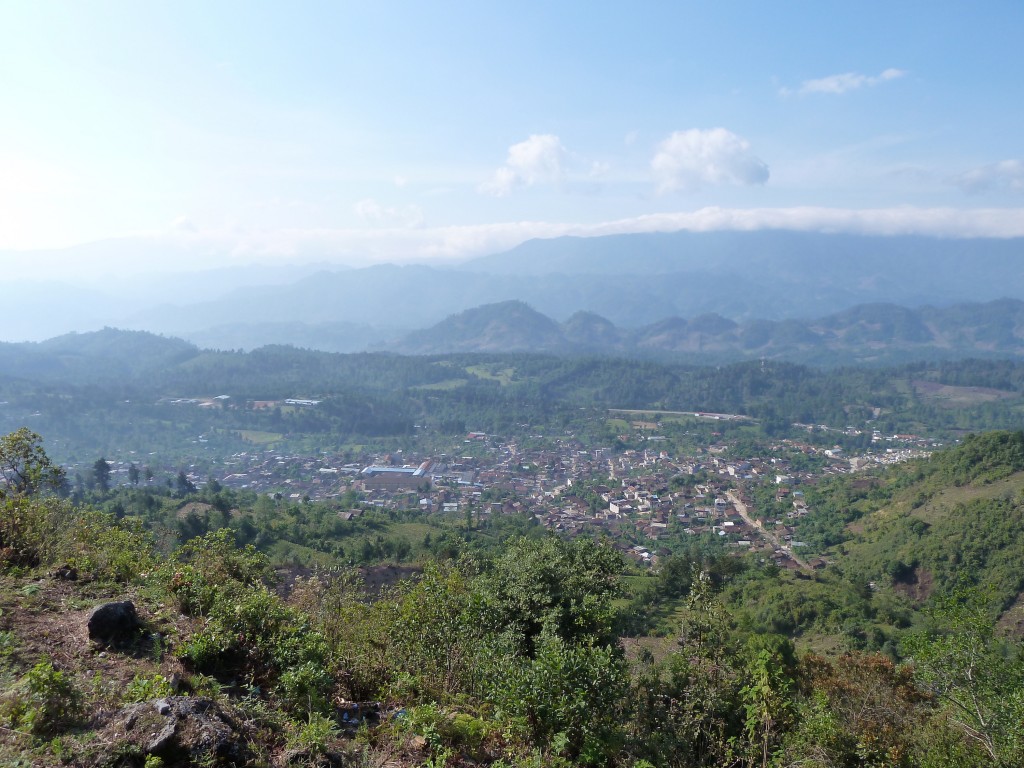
[87,600,139,646]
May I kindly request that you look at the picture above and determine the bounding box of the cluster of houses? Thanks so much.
[76,425,939,569]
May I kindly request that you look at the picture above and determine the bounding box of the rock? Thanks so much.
[87,601,140,646]
[146,720,177,753]
[104,696,253,766]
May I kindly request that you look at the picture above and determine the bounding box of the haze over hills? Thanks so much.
[4,229,1024,352]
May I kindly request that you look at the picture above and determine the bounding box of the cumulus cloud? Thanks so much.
[651,128,769,193]
[783,68,906,96]
[955,160,1024,195]
[353,198,424,227]
[479,134,568,196]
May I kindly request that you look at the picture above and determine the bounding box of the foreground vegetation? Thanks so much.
[1,430,1023,766]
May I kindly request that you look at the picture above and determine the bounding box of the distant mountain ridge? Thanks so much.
[386,297,1024,364]
[126,230,1024,346]
[4,229,1024,350]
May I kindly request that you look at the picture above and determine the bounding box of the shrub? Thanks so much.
[1,660,82,736]
[123,673,175,704]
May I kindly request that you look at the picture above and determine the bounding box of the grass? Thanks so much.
[607,418,630,433]
[238,430,283,445]
[390,522,438,541]
[465,364,516,386]
[411,379,469,391]
[907,470,1024,525]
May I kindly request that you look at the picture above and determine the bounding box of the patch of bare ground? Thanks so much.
[175,501,214,519]
[621,635,679,670]
[0,571,207,765]
[912,379,1018,408]
[997,590,1024,640]
[892,566,935,604]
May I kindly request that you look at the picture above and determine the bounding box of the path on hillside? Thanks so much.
[726,490,813,574]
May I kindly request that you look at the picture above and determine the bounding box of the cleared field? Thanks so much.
[238,429,283,444]
[466,364,516,385]
[913,379,1018,408]
[411,378,469,390]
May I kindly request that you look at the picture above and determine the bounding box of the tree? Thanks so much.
[175,470,197,497]
[903,589,1024,766]
[478,535,623,655]
[127,463,140,487]
[0,428,64,498]
[92,458,111,493]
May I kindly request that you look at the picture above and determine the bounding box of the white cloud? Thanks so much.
[353,198,424,227]
[7,206,1024,283]
[783,68,906,96]
[479,134,568,196]
[955,160,1024,195]
[651,128,769,193]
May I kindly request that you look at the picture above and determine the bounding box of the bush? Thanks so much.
[1,660,82,736]
[66,511,155,583]
[491,635,628,765]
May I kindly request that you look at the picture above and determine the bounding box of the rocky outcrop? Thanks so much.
[100,697,253,766]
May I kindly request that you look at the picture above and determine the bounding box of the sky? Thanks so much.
[2,0,1024,280]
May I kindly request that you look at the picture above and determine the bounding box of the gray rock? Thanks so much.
[105,696,253,766]
[146,720,177,753]
[87,601,139,645]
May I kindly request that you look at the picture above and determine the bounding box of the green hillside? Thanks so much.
[794,431,1024,621]
[2,429,1024,766]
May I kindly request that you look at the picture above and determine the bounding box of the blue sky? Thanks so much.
[2,1,1023,277]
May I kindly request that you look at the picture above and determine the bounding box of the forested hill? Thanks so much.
[6,329,1024,461]
[388,297,1024,364]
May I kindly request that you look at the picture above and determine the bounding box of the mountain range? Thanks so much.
[387,297,1024,364]
[4,229,1024,353]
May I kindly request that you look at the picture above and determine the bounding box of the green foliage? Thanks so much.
[0,495,75,569]
[0,428,64,499]
[478,535,623,655]
[123,673,175,704]
[65,510,155,582]
[902,589,1024,767]
[286,711,341,759]
[177,579,333,714]
[1,660,82,737]
[492,634,629,765]
[165,528,274,615]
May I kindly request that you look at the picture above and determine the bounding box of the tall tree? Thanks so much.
[92,458,111,493]
[0,428,64,498]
